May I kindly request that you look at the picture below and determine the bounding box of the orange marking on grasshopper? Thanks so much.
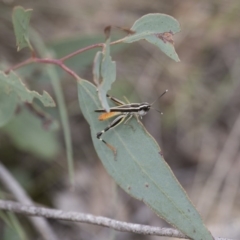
[98,112,121,121]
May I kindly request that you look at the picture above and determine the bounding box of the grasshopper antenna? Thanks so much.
[151,89,168,106]
[152,108,163,115]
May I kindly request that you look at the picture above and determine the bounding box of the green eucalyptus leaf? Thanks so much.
[93,51,103,86]
[12,6,33,51]
[77,79,213,240]
[97,39,116,112]
[122,13,180,62]
[2,107,59,159]
[0,71,55,107]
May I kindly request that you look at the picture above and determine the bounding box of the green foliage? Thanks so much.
[95,39,116,112]
[0,71,55,127]
[2,107,59,159]
[12,6,33,51]
[90,13,180,112]
[122,13,180,61]
[1,6,213,239]
[0,71,55,107]
[77,80,213,240]
[93,51,103,85]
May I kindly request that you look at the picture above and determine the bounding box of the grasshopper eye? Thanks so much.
[140,105,150,112]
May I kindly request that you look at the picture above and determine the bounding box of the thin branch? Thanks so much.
[0,163,58,240]
[57,62,80,80]
[59,40,125,62]
[60,43,104,62]
[0,200,232,240]
[4,57,80,80]
[4,58,33,74]
[34,58,80,80]
[4,40,121,78]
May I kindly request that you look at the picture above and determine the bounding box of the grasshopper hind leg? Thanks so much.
[96,114,126,156]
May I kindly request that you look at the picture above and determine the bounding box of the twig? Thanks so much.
[5,57,80,80]
[4,42,106,78]
[4,39,122,79]
[60,43,104,62]
[0,162,58,240]
[4,58,33,74]
[0,200,233,240]
[59,40,123,62]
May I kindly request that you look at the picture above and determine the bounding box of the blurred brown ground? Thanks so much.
[0,0,240,239]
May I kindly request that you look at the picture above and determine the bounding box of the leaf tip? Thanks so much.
[175,55,181,62]
[42,91,56,107]
[104,26,111,39]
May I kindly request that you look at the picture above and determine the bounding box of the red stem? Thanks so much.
[35,58,81,80]
[5,58,33,74]
[4,38,123,80]
[60,43,104,62]
[5,58,80,80]
[4,42,106,80]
